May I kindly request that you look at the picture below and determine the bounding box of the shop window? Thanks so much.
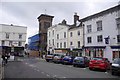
[113,51,120,60]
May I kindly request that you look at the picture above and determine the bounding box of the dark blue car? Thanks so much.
[73,56,89,67]
[62,56,74,64]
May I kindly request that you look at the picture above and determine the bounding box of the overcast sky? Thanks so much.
[0,0,120,43]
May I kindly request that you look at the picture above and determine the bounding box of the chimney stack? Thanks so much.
[74,12,79,26]
[62,19,67,25]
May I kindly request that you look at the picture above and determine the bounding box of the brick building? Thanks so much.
[37,14,54,52]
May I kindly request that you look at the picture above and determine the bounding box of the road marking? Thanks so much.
[68,66,72,67]
[41,72,44,74]
[25,63,28,64]
[105,72,108,74]
[29,64,36,67]
[37,70,39,72]
[60,76,67,78]
[53,75,57,77]
[46,74,50,77]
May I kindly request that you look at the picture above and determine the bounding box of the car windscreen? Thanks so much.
[75,57,84,60]
[113,58,120,64]
[92,58,103,60]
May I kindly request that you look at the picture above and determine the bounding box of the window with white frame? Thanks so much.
[19,34,22,39]
[9,41,12,46]
[97,35,103,42]
[78,31,80,36]
[116,18,120,29]
[2,40,5,46]
[96,20,102,31]
[70,32,73,37]
[57,34,59,39]
[117,35,120,43]
[57,43,59,48]
[60,43,62,48]
[52,30,54,36]
[6,33,9,39]
[70,41,73,45]
[87,37,92,43]
[87,25,92,33]
[64,42,66,48]
[64,32,66,38]
[78,41,80,48]
[18,41,22,46]
[52,39,54,46]
[49,32,50,37]
[49,40,51,45]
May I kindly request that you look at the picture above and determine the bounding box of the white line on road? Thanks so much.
[46,74,50,77]
[41,72,44,74]
[37,70,39,72]
[68,66,72,67]
[53,75,57,77]
[105,72,108,74]
[25,63,28,64]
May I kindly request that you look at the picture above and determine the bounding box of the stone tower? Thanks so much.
[37,14,54,52]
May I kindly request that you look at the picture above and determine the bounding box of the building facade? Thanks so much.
[47,13,84,56]
[0,24,27,54]
[47,20,70,54]
[68,26,83,56]
[81,5,120,62]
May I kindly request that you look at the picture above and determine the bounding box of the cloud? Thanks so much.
[0,1,120,43]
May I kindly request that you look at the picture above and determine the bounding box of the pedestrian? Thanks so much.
[28,52,29,57]
[1,53,8,65]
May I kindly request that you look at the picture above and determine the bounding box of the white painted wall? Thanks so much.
[68,27,83,49]
[47,24,69,50]
[83,10,120,62]
[0,24,27,47]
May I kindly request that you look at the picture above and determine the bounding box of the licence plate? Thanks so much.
[94,66,99,68]
[64,61,68,62]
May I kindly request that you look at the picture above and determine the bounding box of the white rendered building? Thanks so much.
[0,24,27,54]
[81,5,120,62]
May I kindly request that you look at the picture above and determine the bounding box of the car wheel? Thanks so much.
[89,67,92,70]
[111,71,115,75]
[73,64,76,67]
[46,60,49,62]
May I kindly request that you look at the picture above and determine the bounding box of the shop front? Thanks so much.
[84,46,106,58]
[111,46,120,60]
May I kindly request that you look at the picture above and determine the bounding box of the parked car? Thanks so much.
[62,56,74,64]
[89,57,110,71]
[45,54,54,62]
[111,58,120,75]
[73,56,89,67]
[52,53,65,63]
